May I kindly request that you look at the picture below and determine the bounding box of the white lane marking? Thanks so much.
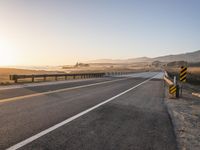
[0,78,127,103]
[6,74,157,150]
[118,72,159,78]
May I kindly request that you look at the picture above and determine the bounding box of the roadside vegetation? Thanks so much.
[166,67,200,85]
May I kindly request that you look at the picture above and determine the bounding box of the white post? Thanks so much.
[173,76,176,85]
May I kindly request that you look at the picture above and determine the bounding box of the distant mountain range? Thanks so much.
[87,50,200,63]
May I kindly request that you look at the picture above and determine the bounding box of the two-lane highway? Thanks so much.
[0,72,177,150]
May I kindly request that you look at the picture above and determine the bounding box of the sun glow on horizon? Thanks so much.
[0,39,18,66]
[0,1,200,66]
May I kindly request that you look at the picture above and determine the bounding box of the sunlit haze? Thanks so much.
[0,0,200,66]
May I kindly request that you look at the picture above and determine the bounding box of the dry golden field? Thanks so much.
[0,63,159,85]
[187,67,200,74]
[0,68,62,84]
[166,67,200,85]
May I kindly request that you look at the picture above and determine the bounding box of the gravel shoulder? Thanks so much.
[164,83,200,150]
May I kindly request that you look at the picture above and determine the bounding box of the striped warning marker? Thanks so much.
[180,66,187,82]
[169,85,176,94]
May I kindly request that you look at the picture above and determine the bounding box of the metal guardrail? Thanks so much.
[9,73,105,83]
[164,76,173,85]
[9,71,138,83]
[9,71,151,83]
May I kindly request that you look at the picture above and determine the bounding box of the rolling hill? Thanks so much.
[153,50,200,62]
[86,50,200,63]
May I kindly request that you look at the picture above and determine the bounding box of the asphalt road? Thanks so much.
[0,72,177,150]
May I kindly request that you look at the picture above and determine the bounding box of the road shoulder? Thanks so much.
[164,84,200,150]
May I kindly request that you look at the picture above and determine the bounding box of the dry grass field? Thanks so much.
[0,63,159,85]
[188,67,200,74]
[0,63,156,85]
[0,68,63,85]
[62,62,158,73]
[166,67,200,85]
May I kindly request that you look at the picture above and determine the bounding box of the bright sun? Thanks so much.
[0,40,17,66]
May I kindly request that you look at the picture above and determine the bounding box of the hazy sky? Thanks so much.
[0,0,200,66]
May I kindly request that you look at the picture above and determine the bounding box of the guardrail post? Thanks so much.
[44,75,46,81]
[13,75,18,83]
[10,75,18,83]
[55,75,58,81]
[32,75,34,82]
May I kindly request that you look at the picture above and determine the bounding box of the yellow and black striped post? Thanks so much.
[169,85,176,95]
[180,66,187,82]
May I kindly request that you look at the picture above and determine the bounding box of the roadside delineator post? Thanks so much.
[169,84,177,97]
[168,76,179,98]
[169,84,179,98]
[179,66,187,96]
[180,66,187,82]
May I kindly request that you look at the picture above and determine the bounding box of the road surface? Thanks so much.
[0,72,177,150]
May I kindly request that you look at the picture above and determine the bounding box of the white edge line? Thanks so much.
[6,74,156,150]
[0,78,127,103]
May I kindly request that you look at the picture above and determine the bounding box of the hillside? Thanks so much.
[153,50,200,62]
[86,50,200,63]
